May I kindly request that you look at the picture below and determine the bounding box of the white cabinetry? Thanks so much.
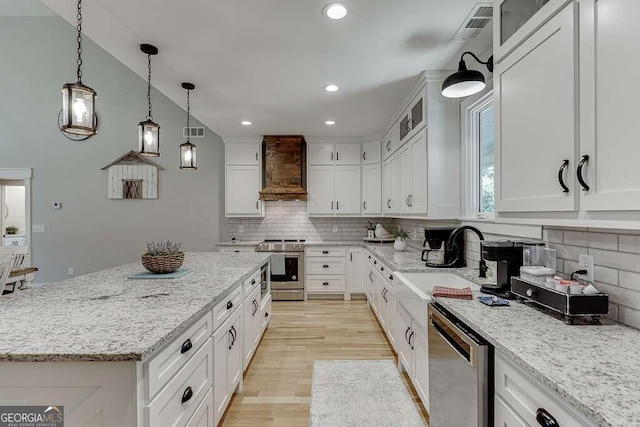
[242,285,262,372]
[494,351,597,427]
[382,154,400,215]
[495,2,578,213]
[308,143,361,166]
[225,142,264,217]
[362,139,381,165]
[308,165,361,216]
[362,163,382,215]
[305,246,348,298]
[396,303,429,411]
[346,247,364,297]
[213,309,242,426]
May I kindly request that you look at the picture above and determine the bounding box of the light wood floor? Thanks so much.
[220,299,429,426]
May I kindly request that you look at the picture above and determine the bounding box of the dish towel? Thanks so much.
[270,253,286,275]
[432,286,473,300]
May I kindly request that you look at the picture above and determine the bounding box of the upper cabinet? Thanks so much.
[382,124,400,161]
[495,2,578,213]
[308,143,361,166]
[362,163,382,215]
[225,141,264,217]
[362,139,381,165]
[399,96,425,143]
[308,164,361,216]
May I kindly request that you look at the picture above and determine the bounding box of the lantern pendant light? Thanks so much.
[60,0,97,139]
[180,83,197,170]
[138,44,160,156]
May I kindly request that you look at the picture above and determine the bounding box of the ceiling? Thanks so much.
[38,0,491,138]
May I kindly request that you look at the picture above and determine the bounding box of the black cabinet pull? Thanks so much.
[363,201,367,210]
[389,275,393,280]
[363,152,366,160]
[336,152,339,161]
[228,329,234,349]
[180,339,193,354]
[577,155,590,191]
[256,200,259,210]
[331,152,334,161]
[405,327,411,342]
[387,199,391,209]
[558,159,570,193]
[322,282,329,286]
[251,279,256,285]
[226,301,233,310]
[386,141,391,151]
[408,331,414,350]
[380,266,384,272]
[322,250,329,254]
[331,201,334,210]
[265,312,269,318]
[181,386,194,404]
[368,255,371,259]
[337,201,339,210]
[256,152,259,161]
[322,264,329,268]
[536,408,559,427]
[373,260,377,265]
[229,326,237,349]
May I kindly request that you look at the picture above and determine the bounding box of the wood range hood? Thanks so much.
[259,135,307,201]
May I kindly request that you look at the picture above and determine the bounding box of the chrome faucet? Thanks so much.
[447,226,488,278]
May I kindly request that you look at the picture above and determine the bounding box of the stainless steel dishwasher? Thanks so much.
[428,302,492,427]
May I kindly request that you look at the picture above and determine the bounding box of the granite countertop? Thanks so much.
[216,240,262,247]
[361,245,640,426]
[0,252,271,362]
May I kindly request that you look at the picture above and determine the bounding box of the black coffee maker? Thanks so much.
[421,227,465,268]
[480,241,524,298]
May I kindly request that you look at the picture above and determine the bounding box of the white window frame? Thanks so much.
[0,168,32,265]
[462,90,495,221]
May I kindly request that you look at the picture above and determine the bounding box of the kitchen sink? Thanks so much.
[394,272,479,330]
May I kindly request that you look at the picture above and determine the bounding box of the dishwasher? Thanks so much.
[428,302,492,427]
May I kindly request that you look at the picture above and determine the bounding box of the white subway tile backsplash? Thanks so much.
[618,305,640,330]
[619,235,640,254]
[594,265,619,286]
[618,271,640,292]
[564,231,618,251]
[542,228,563,244]
[588,248,640,273]
[548,243,588,262]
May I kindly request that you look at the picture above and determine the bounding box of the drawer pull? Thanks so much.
[322,250,329,254]
[226,301,233,310]
[380,266,384,271]
[322,282,329,286]
[577,155,590,191]
[373,260,377,265]
[229,326,237,349]
[180,339,193,354]
[536,408,559,427]
[265,312,269,318]
[181,386,193,404]
[389,275,393,280]
[558,159,570,193]
[322,264,329,268]
[251,279,256,285]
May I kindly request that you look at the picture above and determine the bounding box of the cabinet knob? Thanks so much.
[373,260,377,265]
[226,301,233,310]
[181,386,194,404]
[251,279,256,285]
[322,264,329,268]
[536,408,559,427]
[323,282,329,286]
[389,275,393,280]
[180,338,193,354]
[322,250,329,254]
[380,266,384,271]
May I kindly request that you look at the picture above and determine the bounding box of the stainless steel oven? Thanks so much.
[256,240,305,301]
[260,262,269,300]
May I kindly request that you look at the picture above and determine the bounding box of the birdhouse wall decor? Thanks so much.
[101,150,163,199]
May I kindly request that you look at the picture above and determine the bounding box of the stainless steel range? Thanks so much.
[256,240,305,301]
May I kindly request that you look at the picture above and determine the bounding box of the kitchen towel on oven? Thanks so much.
[271,253,286,275]
[432,286,473,300]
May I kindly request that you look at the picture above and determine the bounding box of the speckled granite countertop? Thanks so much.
[216,240,262,247]
[0,252,270,362]
[360,246,640,426]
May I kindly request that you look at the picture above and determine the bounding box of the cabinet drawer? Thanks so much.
[213,286,242,331]
[243,270,261,298]
[495,395,527,427]
[146,339,213,427]
[307,276,346,293]
[495,354,596,427]
[306,257,346,275]
[145,311,213,400]
[305,247,346,257]
[219,247,255,253]
[185,388,213,427]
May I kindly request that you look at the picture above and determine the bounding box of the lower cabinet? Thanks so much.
[213,309,243,426]
[346,247,364,296]
[243,286,262,371]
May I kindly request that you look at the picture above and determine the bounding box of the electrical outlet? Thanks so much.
[239,225,244,233]
[32,225,45,233]
[68,267,74,276]
[333,225,338,233]
[578,254,594,282]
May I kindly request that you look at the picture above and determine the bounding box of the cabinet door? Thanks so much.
[308,166,335,215]
[390,154,401,215]
[363,140,381,165]
[347,249,364,293]
[579,0,640,211]
[227,311,243,394]
[366,265,377,310]
[410,97,424,130]
[335,144,361,166]
[382,160,392,214]
[409,131,428,213]
[397,304,413,377]
[226,143,260,165]
[495,3,578,212]
[362,164,382,215]
[213,323,230,425]
[226,166,261,216]
[495,396,528,427]
[335,166,361,215]
[399,146,412,213]
[243,290,260,371]
[382,130,394,160]
[411,323,429,412]
[400,114,410,142]
[308,143,335,165]
[385,289,397,351]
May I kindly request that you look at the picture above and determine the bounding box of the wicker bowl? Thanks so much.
[141,252,185,274]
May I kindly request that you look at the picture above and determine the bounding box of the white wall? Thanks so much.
[0,16,226,282]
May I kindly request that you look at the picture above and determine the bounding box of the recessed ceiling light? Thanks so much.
[241,121,252,126]
[322,3,348,20]
[325,120,336,125]
[324,84,339,92]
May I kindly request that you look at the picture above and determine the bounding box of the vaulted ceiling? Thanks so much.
[38,0,491,138]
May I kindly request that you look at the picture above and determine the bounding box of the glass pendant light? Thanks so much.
[60,0,97,140]
[442,52,494,99]
[180,83,197,170]
[138,44,160,156]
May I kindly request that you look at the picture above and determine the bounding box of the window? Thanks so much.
[462,91,495,219]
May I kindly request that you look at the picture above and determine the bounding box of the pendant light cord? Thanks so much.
[146,54,153,121]
[186,89,190,141]
[76,0,83,84]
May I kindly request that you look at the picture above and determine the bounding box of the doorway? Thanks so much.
[0,169,32,264]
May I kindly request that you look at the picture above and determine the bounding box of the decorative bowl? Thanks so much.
[141,253,185,274]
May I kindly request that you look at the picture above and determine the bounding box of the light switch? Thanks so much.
[32,225,46,233]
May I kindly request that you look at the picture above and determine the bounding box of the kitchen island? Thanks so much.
[0,252,271,427]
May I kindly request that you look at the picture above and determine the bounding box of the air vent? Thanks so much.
[453,3,493,40]
[183,127,205,138]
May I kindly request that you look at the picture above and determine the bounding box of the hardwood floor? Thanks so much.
[221,300,429,426]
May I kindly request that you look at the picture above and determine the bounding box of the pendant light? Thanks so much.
[442,52,494,99]
[59,0,97,140]
[138,44,160,156]
[179,82,197,170]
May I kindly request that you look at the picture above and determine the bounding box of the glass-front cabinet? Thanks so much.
[398,96,425,143]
